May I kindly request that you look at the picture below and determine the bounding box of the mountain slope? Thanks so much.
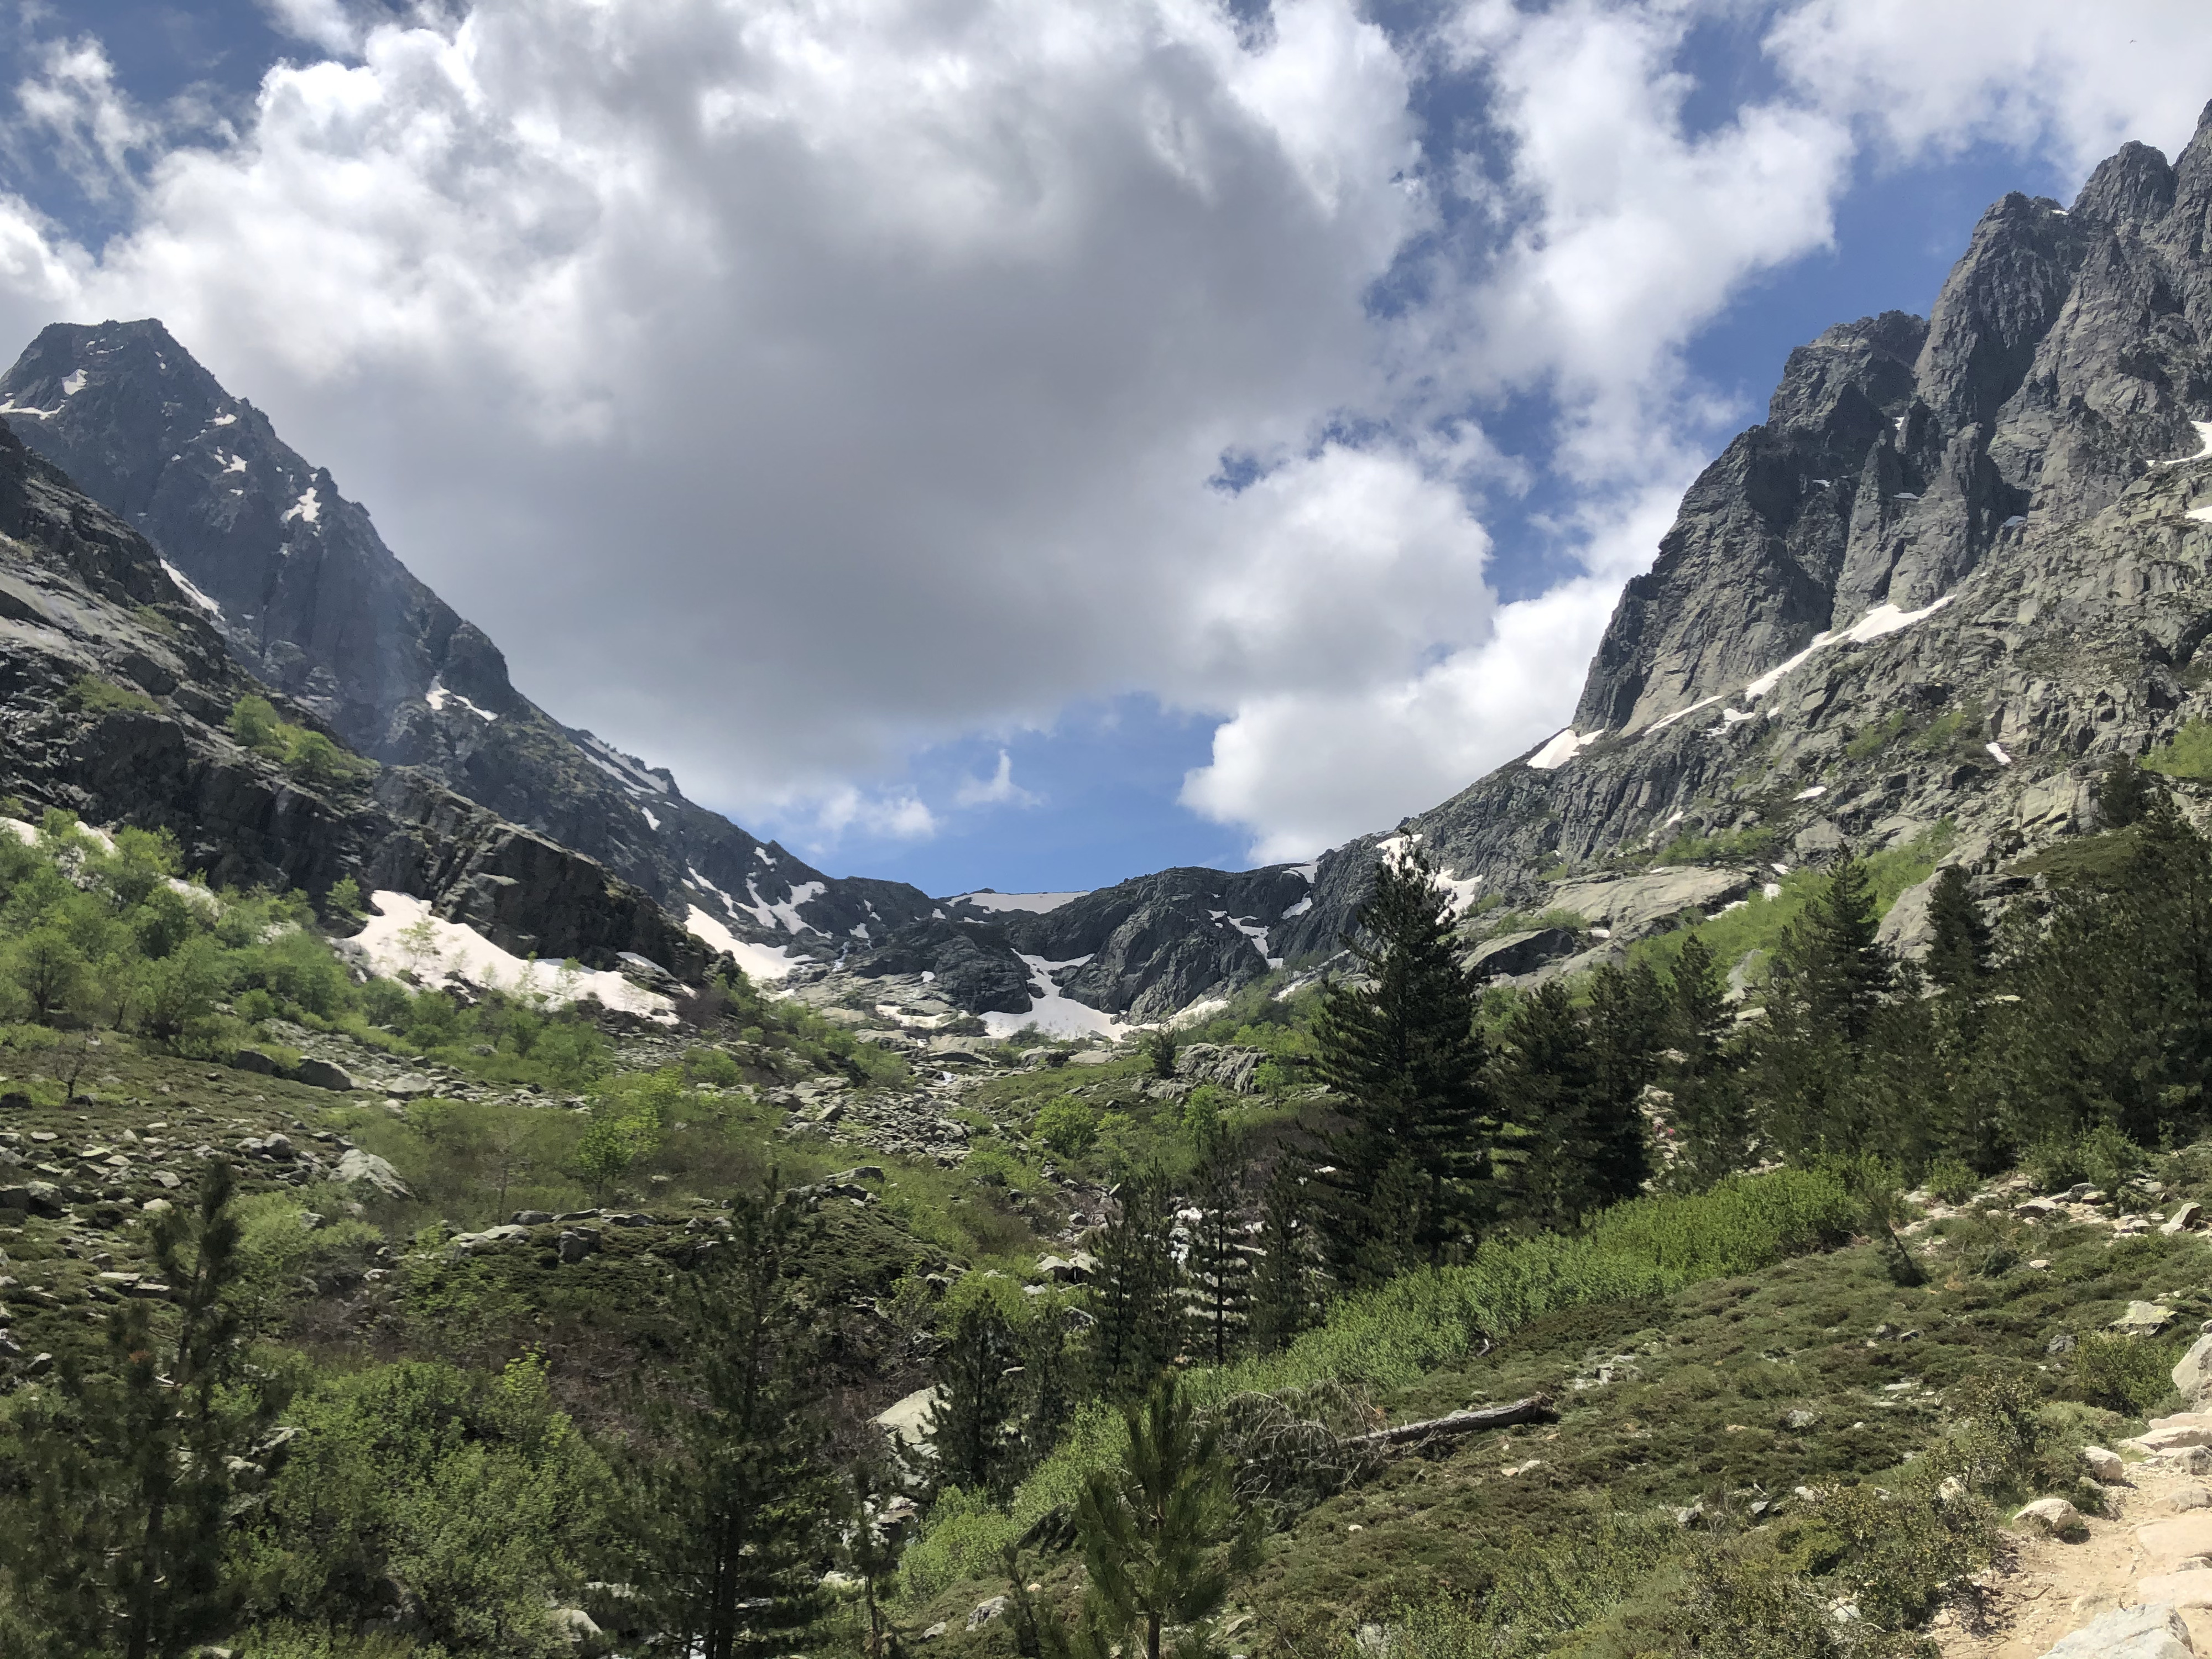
[0,321,938,979]
[0,416,701,974]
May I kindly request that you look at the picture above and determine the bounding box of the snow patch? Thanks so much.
[745,878,823,936]
[280,486,320,526]
[640,807,660,831]
[1762,882,1782,900]
[2154,421,2212,467]
[210,411,236,427]
[1720,707,1759,725]
[1793,785,1827,801]
[1287,860,1319,883]
[1281,895,1313,919]
[682,904,797,983]
[1645,696,1722,735]
[982,954,1128,1041]
[1890,492,1919,502]
[2001,514,2027,529]
[2188,503,2212,524]
[1986,742,2013,766]
[1436,870,1484,916]
[356,890,672,1016]
[577,732,671,795]
[221,454,246,474]
[1527,727,1603,769]
[60,369,84,397]
[0,399,55,419]
[950,890,1089,915]
[159,560,220,615]
[1743,596,1954,701]
[424,681,497,722]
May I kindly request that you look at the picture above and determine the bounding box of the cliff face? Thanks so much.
[0,417,702,974]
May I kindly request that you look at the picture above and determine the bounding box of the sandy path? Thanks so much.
[1942,1456,2212,1657]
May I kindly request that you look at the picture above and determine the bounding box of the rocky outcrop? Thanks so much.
[0,321,938,965]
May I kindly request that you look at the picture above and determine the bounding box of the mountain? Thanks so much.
[0,321,938,979]
[0,415,700,974]
[16,104,2212,1030]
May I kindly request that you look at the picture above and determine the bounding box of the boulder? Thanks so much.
[1175,1044,1266,1095]
[2115,1301,2176,1336]
[2083,1446,2129,1484]
[295,1058,356,1093]
[1037,1253,1099,1285]
[2015,1496,2083,1533]
[334,1148,411,1200]
[546,1605,603,1647]
[872,1386,941,1449]
[2177,1337,2212,1407]
[2032,1604,2193,1659]
[2015,1197,2062,1220]
[2138,1572,2212,1612]
[1546,867,1754,943]
[557,1228,600,1264]
[513,1210,554,1226]
[1468,927,1582,979]
[967,1596,1008,1632]
[231,1047,281,1076]
[2164,1202,2205,1235]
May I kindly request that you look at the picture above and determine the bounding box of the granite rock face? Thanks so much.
[0,321,937,968]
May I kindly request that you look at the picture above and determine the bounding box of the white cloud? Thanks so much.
[0,0,2200,866]
[954,750,1037,810]
[1767,0,2212,176]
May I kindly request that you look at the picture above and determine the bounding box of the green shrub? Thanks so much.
[64,675,158,716]
[2069,1334,2177,1416]
[1034,1097,1099,1160]
[1924,1157,1978,1206]
[2145,719,2212,780]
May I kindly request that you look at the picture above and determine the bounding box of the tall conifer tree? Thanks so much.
[1090,1166,1182,1397]
[1491,981,1606,1229]
[1312,844,1491,1281]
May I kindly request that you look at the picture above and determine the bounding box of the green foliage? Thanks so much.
[2068,1334,2177,1416]
[2143,719,2212,780]
[1036,1097,1101,1160]
[1313,847,1493,1282]
[1653,824,1780,866]
[1924,1157,1978,1205]
[245,1356,606,1655]
[227,695,373,789]
[64,674,159,717]
[1843,709,1911,759]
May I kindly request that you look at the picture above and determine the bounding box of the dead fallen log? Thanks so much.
[1342,1394,1555,1453]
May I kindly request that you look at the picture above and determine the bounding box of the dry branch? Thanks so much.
[1340,1394,1554,1453]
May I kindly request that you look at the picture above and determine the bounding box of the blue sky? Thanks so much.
[0,1,2183,898]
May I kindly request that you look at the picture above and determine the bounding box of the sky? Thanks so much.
[0,2,2206,898]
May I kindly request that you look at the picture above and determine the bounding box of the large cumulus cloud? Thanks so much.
[0,0,2207,861]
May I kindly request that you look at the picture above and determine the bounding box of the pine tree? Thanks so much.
[1585,961,1664,1202]
[1248,1161,1312,1355]
[1491,981,1606,1229]
[2097,752,2159,828]
[1312,845,1491,1282]
[1184,1145,1253,1368]
[1090,1166,1182,1398]
[926,1303,1019,1496]
[1072,1375,1256,1659]
[1661,935,1749,1187]
[1923,866,1990,995]
[630,1178,834,1659]
[846,1460,907,1659]
[1752,852,1894,1157]
[0,1161,269,1659]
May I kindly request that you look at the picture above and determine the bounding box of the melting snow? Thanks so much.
[280,487,320,526]
[1436,870,1484,916]
[1720,707,1759,725]
[2188,503,2212,524]
[2154,421,2212,467]
[424,681,497,722]
[2002,514,2027,529]
[578,733,671,795]
[1281,895,1313,919]
[210,412,236,427]
[640,807,660,831]
[754,846,776,865]
[1891,492,1920,502]
[983,954,1126,1040]
[222,455,246,474]
[159,560,220,615]
[0,399,55,419]
[1772,862,1791,875]
[1742,596,1955,701]
[951,890,1089,915]
[1646,696,1722,735]
[60,370,84,397]
[1664,811,1686,828]
[1527,727,1604,769]
[1289,860,1319,882]
[1793,785,1827,801]
[356,891,672,1016]
[682,904,796,983]
[745,878,823,936]
[1986,742,2013,766]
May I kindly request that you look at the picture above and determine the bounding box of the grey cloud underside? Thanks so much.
[14,100,2212,1021]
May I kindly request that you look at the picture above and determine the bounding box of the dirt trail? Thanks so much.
[1942,1456,2212,1658]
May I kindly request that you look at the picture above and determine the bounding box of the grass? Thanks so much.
[900,1170,1858,1600]
[2145,719,2212,780]
[64,675,159,716]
